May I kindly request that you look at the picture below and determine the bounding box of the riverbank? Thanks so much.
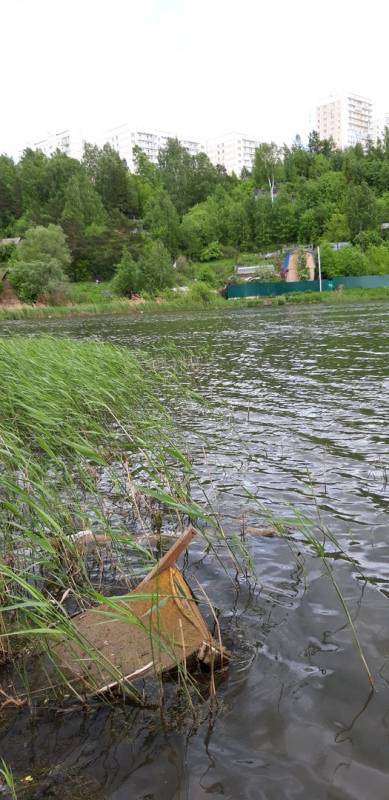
[1,285,389,321]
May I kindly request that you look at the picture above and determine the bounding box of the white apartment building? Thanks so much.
[30,129,85,160]
[206,133,259,175]
[105,124,205,170]
[372,113,389,142]
[316,94,373,149]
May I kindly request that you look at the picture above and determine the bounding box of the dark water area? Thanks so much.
[1,303,389,799]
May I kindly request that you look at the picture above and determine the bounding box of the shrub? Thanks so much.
[319,242,337,278]
[15,225,71,271]
[9,259,68,303]
[354,230,383,251]
[199,240,223,261]
[195,264,217,286]
[112,249,140,296]
[221,245,239,259]
[365,244,389,274]
[334,246,369,276]
[138,240,175,294]
[188,281,215,303]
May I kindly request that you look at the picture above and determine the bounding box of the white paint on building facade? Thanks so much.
[206,132,259,175]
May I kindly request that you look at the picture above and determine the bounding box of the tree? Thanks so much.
[0,155,21,232]
[252,143,282,203]
[17,148,50,223]
[15,224,71,270]
[179,203,215,258]
[346,182,377,236]
[10,258,67,303]
[138,240,174,293]
[61,173,108,279]
[143,189,180,256]
[112,249,140,296]
[83,143,135,215]
[323,212,351,242]
[158,138,193,215]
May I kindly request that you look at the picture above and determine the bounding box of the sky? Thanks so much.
[2,0,389,156]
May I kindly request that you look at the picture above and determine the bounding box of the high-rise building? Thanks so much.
[28,129,85,160]
[206,133,259,175]
[316,94,373,149]
[105,124,204,170]
[372,113,389,142]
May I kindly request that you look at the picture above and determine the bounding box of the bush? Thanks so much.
[138,240,175,294]
[15,225,71,271]
[319,242,337,278]
[354,230,383,251]
[112,249,140,297]
[221,245,239,260]
[187,281,215,303]
[320,243,369,278]
[199,240,223,261]
[195,264,217,286]
[334,246,369,276]
[9,259,68,303]
[365,244,389,274]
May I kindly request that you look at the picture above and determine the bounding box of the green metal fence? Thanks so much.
[226,274,389,299]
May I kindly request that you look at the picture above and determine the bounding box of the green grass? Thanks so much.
[65,280,114,304]
[0,336,199,702]
[232,286,389,307]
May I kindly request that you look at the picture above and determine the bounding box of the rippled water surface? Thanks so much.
[1,303,389,800]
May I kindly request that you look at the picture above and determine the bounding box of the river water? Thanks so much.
[1,303,389,799]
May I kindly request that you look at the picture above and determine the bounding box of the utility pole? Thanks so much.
[317,246,322,292]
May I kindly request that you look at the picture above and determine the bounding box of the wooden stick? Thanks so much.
[137,526,196,589]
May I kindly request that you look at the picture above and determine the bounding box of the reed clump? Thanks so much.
[0,336,202,704]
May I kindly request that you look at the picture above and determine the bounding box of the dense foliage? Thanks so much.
[2,130,389,299]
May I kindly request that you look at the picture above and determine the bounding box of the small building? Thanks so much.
[234,264,277,281]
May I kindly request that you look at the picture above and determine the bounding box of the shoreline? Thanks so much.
[1,286,389,322]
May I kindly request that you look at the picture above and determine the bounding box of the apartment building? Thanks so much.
[372,113,389,142]
[206,132,259,175]
[30,129,84,160]
[316,94,373,149]
[105,124,204,170]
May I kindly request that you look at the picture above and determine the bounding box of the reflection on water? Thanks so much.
[1,302,389,799]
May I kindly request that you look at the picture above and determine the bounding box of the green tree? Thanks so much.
[143,189,180,256]
[138,240,174,293]
[158,138,193,215]
[15,224,71,270]
[17,148,50,224]
[335,245,369,276]
[0,156,21,232]
[252,143,282,203]
[10,258,67,303]
[346,182,377,236]
[112,248,140,296]
[83,143,135,215]
[323,212,351,242]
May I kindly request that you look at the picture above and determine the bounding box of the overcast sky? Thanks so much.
[2,0,389,156]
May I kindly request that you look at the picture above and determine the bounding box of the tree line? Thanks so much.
[2,130,389,300]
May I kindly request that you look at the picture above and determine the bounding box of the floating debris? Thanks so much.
[54,528,226,697]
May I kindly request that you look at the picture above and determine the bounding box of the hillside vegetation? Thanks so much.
[2,131,389,301]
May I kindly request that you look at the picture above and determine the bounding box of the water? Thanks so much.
[1,303,389,799]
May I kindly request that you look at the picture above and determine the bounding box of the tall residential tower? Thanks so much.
[316,94,373,149]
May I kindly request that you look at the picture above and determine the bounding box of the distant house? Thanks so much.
[234,264,277,281]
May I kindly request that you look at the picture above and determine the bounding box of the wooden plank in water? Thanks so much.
[54,528,221,694]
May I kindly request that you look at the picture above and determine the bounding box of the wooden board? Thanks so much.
[54,529,221,695]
